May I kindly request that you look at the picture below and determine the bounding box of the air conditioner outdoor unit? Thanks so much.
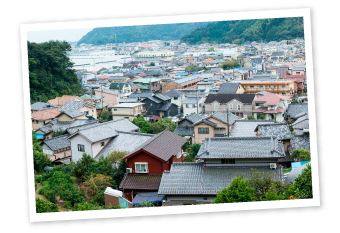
[126,168,132,173]
[270,163,277,169]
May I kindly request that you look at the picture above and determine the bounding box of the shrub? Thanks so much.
[68,153,96,181]
[73,202,104,211]
[81,174,112,198]
[138,200,154,207]
[36,197,59,213]
[92,190,105,206]
[109,204,125,209]
[107,150,129,165]
[262,182,287,201]
[290,149,311,161]
[213,176,256,203]
[291,164,313,199]
[249,170,275,201]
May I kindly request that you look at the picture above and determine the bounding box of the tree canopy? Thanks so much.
[28,40,83,103]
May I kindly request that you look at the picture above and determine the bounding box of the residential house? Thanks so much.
[286,103,308,122]
[111,103,146,121]
[119,130,187,201]
[108,76,131,83]
[142,93,179,118]
[158,136,285,205]
[163,89,185,113]
[57,100,97,120]
[109,82,132,98]
[252,93,290,122]
[204,94,256,118]
[182,96,205,116]
[291,66,306,75]
[161,75,204,93]
[31,108,60,130]
[67,118,139,162]
[132,78,161,92]
[174,113,208,138]
[94,89,119,108]
[229,120,274,137]
[285,75,306,95]
[292,113,309,136]
[41,135,71,164]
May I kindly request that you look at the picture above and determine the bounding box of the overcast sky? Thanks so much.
[27,28,94,43]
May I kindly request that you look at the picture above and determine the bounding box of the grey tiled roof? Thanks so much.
[129,91,153,99]
[289,136,310,153]
[61,110,85,118]
[210,111,239,125]
[157,101,175,111]
[58,100,85,112]
[256,123,293,140]
[124,130,187,162]
[37,125,52,134]
[174,126,194,136]
[158,162,283,195]
[230,120,274,137]
[196,136,285,159]
[68,118,139,143]
[292,114,309,129]
[119,173,162,190]
[43,135,70,151]
[31,102,58,111]
[154,93,171,101]
[205,94,255,104]
[94,131,154,159]
[287,103,309,119]
[217,83,241,94]
[173,75,203,85]
[186,113,208,124]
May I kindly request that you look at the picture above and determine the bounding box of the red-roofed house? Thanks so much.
[97,75,110,79]
[119,130,187,201]
[31,108,60,130]
[252,93,291,122]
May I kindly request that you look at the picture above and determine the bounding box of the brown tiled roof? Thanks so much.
[119,173,162,190]
[124,130,187,162]
[48,95,82,106]
[31,108,60,120]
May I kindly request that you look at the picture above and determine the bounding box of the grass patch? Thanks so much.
[284,168,292,174]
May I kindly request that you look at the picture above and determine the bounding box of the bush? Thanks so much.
[73,202,104,211]
[81,174,112,198]
[92,190,105,206]
[213,176,256,203]
[109,204,125,209]
[262,182,287,201]
[68,153,96,181]
[290,164,313,199]
[290,149,311,161]
[36,197,59,213]
[107,150,129,165]
[248,170,275,201]
[138,200,154,207]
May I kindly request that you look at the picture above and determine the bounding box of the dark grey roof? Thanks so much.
[289,136,310,153]
[185,113,208,124]
[292,114,309,129]
[94,131,154,159]
[256,123,293,140]
[230,120,274,137]
[61,109,85,118]
[205,94,255,104]
[31,102,58,111]
[164,89,184,97]
[285,163,310,184]
[158,162,283,195]
[174,126,194,136]
[154,93,171,101]
[119,98,139,103]
[124,130,187,162]
[286,103,309,119]
[217,83,241,94]
[145,96,162,104]
[43,135,70,151]
[36,125,52,134]
[172,75,203,85]
[51,121,72,133]
[157,101,175,111]
[196,136,285,159]
[209,111,239,125]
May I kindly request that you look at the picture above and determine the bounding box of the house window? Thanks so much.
[214,103,218,110]
[135,163,148,173]
[78,144,85,152]
[237,104,241,110]
[259,85,263,88]
[250,85,254,88]
[101,142,105,147]
[282,85,285,88]
[198,128,209,134]
[229,104,233,110]
[186,104,189,108]
[174,96,178,100]
[296,72,300,74]
[114,109,117,111]
[221,159,235,164]
[192,104,196,108]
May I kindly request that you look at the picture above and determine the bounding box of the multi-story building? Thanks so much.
[161,75,204,93]
[111,103,146,121]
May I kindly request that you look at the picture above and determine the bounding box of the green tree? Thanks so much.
[138,200,154,207]
[290,149,311,161]
[32,133,51,173]
[52,127,63,137]
[208,47,214,52]
[100,110,111,122]
[111,159,128,189]
[132,116,152,133]
[219,59,241,70]
[81,174,112,198]
[35,197,60,213]
[69,153,96,181]
[213,176,256,203]
[28,40,83,103]
[289,164,313,199]
[149,62,155,66]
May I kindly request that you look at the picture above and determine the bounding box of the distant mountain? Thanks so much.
[77,22,209,46]
[180,17,304,45]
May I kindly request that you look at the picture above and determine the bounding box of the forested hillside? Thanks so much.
[180,17,304,45]
[77,22,209,45]
[28,41,83,103]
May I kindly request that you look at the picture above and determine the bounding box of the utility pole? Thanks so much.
[196,89,199,114]
[227,108,229,137]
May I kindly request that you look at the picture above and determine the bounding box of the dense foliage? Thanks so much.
[183,143,201,162]
[77,22,209,45]
[289,164,313,199]
[181,17,304,45]
[35,197,60,213]
[81,174,112,198]
[32,133,51,173]
[131,116,177,134]
[290,149,311,161]
[28,40,83,103]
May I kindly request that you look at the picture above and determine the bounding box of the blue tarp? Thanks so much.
[132,192,165,205]
[291,161,310,169]
[33,133,44,140]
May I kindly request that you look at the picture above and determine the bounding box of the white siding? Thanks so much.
[69,134,92,162]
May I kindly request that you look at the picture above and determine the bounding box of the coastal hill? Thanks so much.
[180,17,304,45]
[77,22,209,45]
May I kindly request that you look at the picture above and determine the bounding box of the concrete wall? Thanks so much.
[70,134,93,162]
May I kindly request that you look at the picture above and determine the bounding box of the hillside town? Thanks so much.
[32,38,311,211]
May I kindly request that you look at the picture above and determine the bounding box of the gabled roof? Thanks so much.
[286,103,309,119]
[164,89,184,97]
[119,173,162,190]
[67,118,139,143]
[217,83,242,94]
[42,135,70,151]
[129,91,153,99]
[58,100,93,112]
[31,102,58,111]
[205,94,255,104]
[123,130,187,162]
[48,95,82,106]
[31,108,60,120]
[196,136,285,159]
[253,93,290,106]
